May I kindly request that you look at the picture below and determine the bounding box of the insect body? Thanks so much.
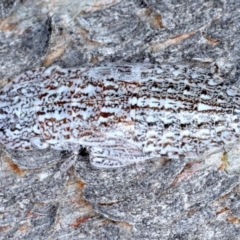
[1,63,240,168]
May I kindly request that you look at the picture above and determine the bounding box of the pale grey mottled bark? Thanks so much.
[1,0,240,239]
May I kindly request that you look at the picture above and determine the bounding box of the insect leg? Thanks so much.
[53,153,79,179]
[89,147,151,168]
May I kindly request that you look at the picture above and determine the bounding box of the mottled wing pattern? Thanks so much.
[0,68,46,149]
[36,64,240,166]
[36,66,137,144]
[133,68,240,159]
[1,63,240,168]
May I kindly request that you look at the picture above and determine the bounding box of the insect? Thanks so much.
[0,63,240,170]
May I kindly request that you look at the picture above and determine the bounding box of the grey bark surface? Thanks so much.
[1,0,240,239]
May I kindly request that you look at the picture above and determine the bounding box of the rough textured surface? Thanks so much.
[0,0,19,20]
[1,0,240,239]
[0,15,51,80]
